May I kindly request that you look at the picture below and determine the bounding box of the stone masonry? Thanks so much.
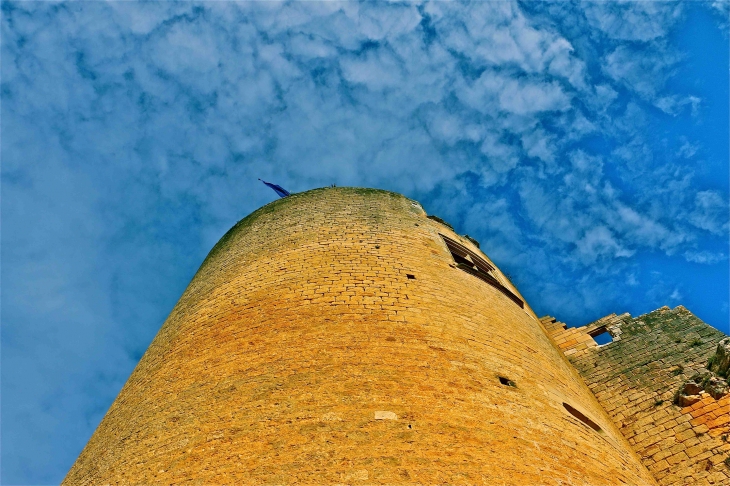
[64,187,657,485]
[545,307,730,486]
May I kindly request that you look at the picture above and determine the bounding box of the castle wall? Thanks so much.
[545,307,730,485]
[64,187,655,485]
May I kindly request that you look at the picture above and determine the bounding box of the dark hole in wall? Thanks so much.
[499,376,516,387]
[563,403,603,433]
[452,253,473,267]
[406,274,415,279]
[439,234,524,308]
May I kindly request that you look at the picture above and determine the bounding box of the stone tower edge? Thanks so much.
[63,186,669,484]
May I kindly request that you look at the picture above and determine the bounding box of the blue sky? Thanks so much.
[2,1,728,483]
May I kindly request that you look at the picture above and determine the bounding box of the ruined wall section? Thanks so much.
[545,307,730,486]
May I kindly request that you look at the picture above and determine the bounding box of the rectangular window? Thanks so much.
[589,327,613,346]
[441,234,524,308]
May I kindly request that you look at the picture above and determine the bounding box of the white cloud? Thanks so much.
[480,131,519,173]
[594,84,618,108]
[603,44,679,100]
[567,150,603,186]
[575,226,635,264]
[425,1,587,88]
[458,73,571,116]
[354,2,423,41]
[670,288,683,301]
[340,47,404,90]
[583,1,683,42]
[654,94,702,116]
[684,250,728,265]
[152,21,222,75]
[710,1,730,32]
[522,127,557,163]
[689,190,730,235]
[500,78,572,114]
[678,138,699,158]
[288,33,338,59]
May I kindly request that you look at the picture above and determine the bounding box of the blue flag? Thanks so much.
[259,179,291,198]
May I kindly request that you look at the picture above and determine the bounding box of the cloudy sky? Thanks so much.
[2,1,728,483]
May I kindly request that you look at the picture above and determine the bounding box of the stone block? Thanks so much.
[374,411,397,420]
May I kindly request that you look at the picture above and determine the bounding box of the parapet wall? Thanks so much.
[64,187,655,485]
[545,306,730,486]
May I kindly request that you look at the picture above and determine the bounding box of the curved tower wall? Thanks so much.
[64,187,656,485]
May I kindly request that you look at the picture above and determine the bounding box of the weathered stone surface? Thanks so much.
[704,376,729,400]
[708,337,730,378]
[679,394,702,407]
[547,306,729,486]
[679,371,729,403]
[63,188,657,486]
[683,381,704,396]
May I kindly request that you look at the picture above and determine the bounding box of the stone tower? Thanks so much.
[64,187,658,484]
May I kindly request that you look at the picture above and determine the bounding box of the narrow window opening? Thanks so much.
[563,403,603,433]
[440,234,524,308]
[406,274,416,280]
[499,376,516,387]
[589,327,613,346]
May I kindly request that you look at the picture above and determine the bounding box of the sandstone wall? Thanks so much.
[65,187,655,485]
[545,307,730,486]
